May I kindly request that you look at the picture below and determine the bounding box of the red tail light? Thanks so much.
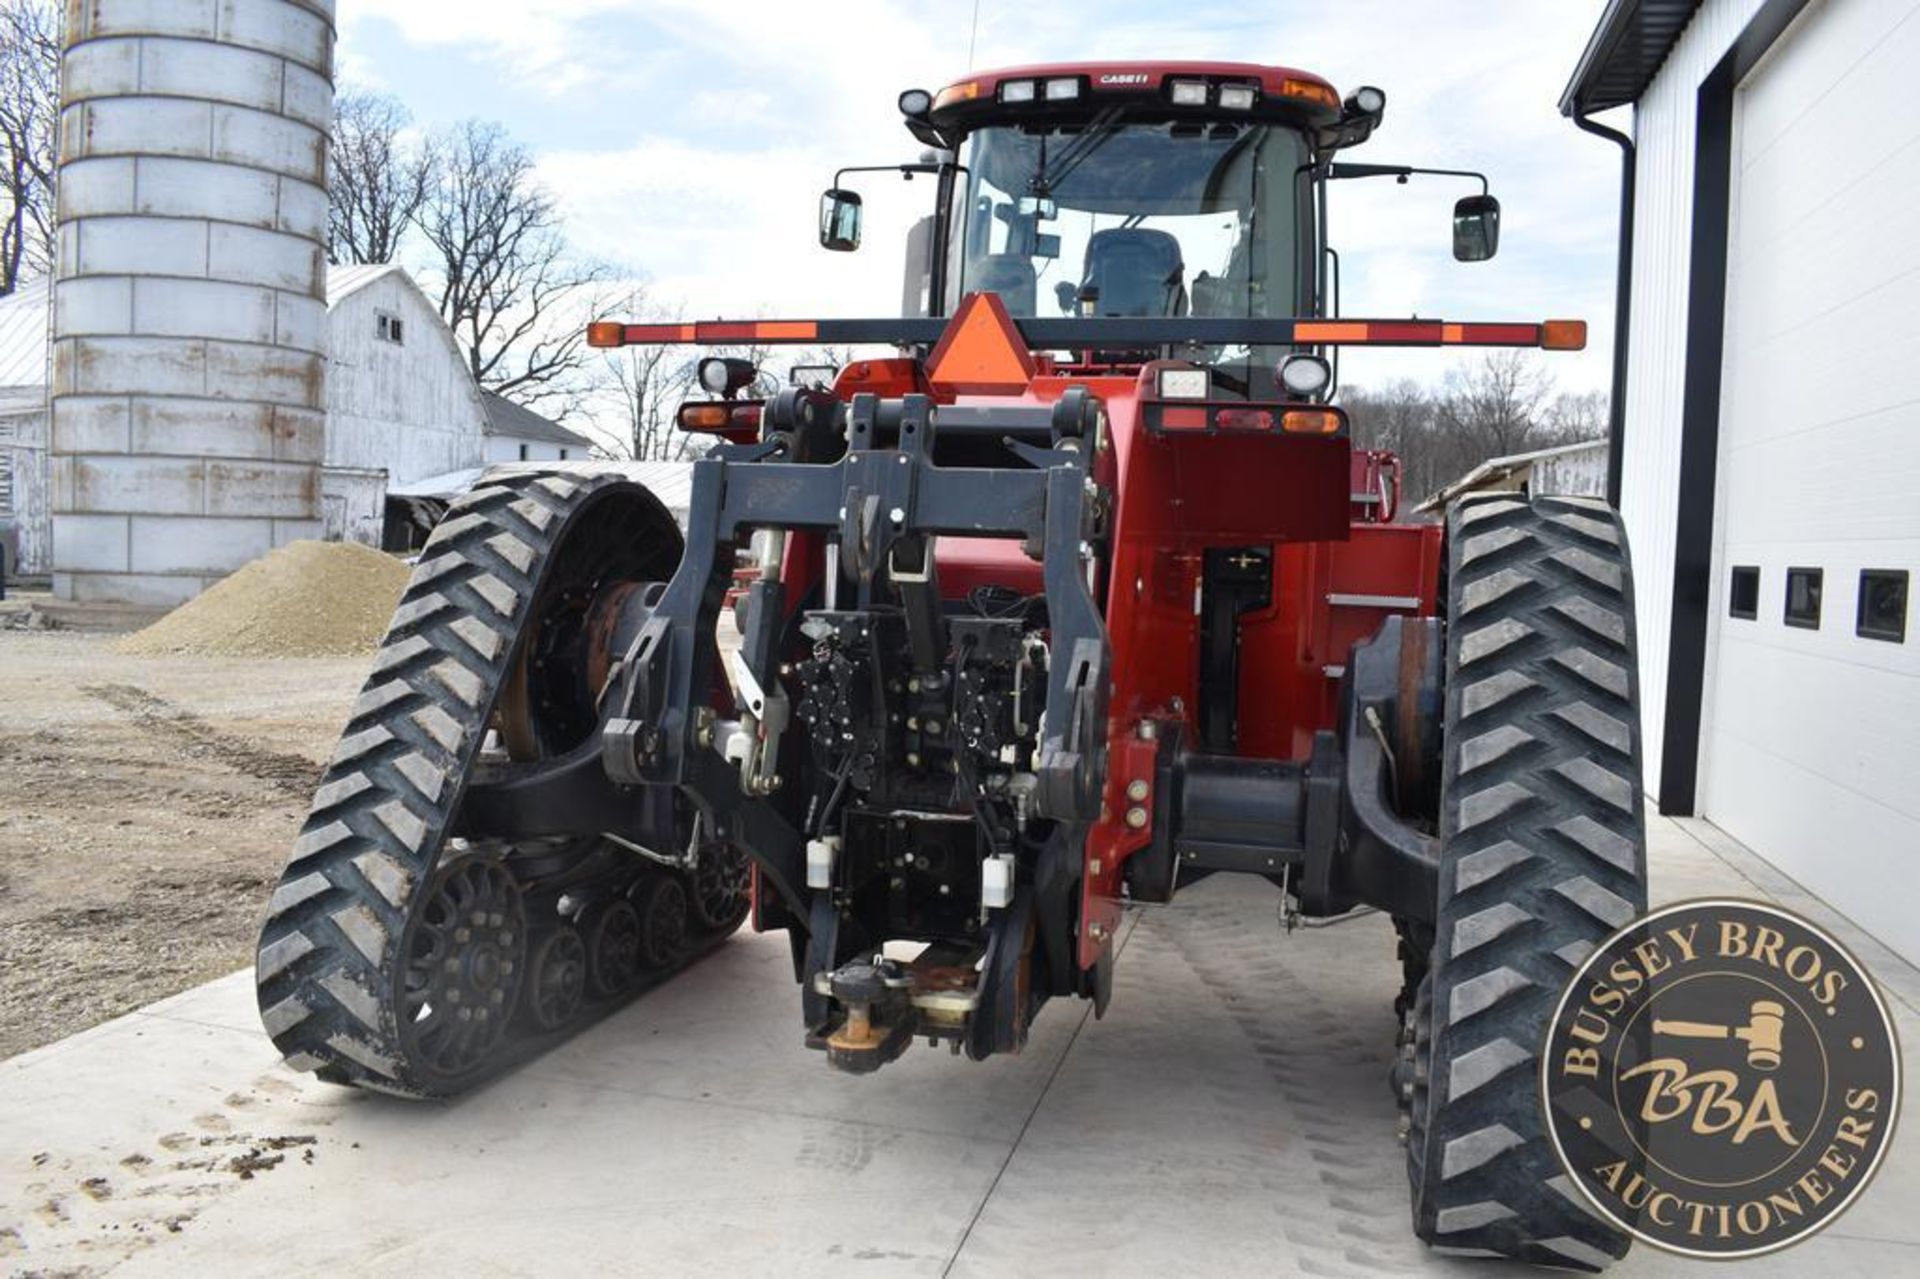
[1214,408,1275,431]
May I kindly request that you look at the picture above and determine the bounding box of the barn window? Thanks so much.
[558,448,569,460]
[1857,570,1908,643]
[1784,567,1822,630]
[376,311,405,344]
[0,454,12,515]
[518,443,529,461]
[1728,565,1758,619]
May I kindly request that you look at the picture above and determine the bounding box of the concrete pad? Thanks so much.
[4,816,1918,1276]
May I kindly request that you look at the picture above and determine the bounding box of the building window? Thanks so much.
[1784,567,1822,630]
[558,448,569,460]
[517,443,529,461]
[1728,565,1759,619]
[0,453,13,515]
[1857,570,1908,643]
[376,311,405,344]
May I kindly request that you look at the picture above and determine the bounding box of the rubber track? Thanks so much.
[1409,494,1646,1270]
[253,468,638,1097]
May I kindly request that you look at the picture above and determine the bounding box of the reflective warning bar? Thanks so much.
[587,315,1586,352]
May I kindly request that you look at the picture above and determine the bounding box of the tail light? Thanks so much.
[1280,408,1343,435]
[677,401,763,442]
[1214,408,1274,431]
[1145,401,1348,436]
[586,321,625,348]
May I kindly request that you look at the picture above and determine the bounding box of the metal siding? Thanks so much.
[51,0,334,605]
[1704,0,1920,965]
[320,465,387,547]
[0,409,49,574]
[1619,0,1764,792]
[1529,446,1609,498]
[324,270,488,484]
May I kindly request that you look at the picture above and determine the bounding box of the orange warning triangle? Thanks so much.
[926,292,1038,396]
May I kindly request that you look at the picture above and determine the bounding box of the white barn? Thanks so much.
[1564,0,1920,964]
[323,264,487,544]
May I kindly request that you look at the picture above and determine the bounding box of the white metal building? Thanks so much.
[482,391,595,463]
[1564,0,1920,965]
[324,264,488,544]
[0,279,51,576]
[1414,439,1608,515]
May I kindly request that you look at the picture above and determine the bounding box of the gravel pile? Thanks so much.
[117,541,410,658]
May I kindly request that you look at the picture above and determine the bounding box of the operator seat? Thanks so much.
[969,252,1037,316]
[1081,228,1186,317]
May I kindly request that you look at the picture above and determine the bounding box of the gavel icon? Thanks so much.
[1652,1000,1786,1071]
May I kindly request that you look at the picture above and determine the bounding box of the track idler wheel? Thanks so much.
[523,925,587,1031]
[398,857,528,1086]
[689,842,750,933]
[636,876,690,969]
[583,899,643,997]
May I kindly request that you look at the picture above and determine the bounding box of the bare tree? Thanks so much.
[1434,349,1556,460]
[327,91,437,266]
[416,120,629,416]
[599,299,696,461]
[1344,353,1605,508]
[0,0,58,295]
[1546,388,1608,443]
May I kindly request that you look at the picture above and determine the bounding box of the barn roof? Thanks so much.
[325,262,413,309]
[481,391,595,450]
[0,277,51,392]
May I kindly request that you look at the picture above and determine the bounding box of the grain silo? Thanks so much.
[49,0,335,605]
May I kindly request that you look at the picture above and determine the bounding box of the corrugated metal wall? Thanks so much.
[1619,0,1764,792]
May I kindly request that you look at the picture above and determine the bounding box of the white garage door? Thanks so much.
[1702,0,1920,966]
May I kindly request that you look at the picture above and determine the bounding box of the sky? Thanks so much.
[334,0,1626,396]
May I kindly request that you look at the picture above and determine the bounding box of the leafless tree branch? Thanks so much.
[327,90,438,266]
[0,0,59,295]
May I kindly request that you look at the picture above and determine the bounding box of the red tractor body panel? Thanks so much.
[797,362,1443,967]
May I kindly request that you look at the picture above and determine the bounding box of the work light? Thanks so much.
[1279,354,1332,399]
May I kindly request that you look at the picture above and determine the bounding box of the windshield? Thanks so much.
[947,119,1308,338]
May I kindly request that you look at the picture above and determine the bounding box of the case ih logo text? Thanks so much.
[1097,73,1150,85]
[1544,900,1900,1258]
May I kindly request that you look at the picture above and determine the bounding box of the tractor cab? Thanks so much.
[823,62,1504,398]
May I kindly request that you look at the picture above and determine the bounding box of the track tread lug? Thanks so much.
[1412,494,1642,1267]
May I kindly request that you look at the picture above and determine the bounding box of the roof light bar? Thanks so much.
[999,79,1036,103]
[1169,79,1208,107]
[1218,84,1257,111]
[1044,77,1080,101]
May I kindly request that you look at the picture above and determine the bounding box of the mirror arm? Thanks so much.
[834,162,942,187]
[1325,162,1489,195]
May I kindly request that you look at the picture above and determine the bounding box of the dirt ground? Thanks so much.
[0,630,367,1059]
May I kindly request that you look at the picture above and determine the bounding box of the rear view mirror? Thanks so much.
[1017,195,1058,220]
[820,188,863,252]
[1453,194,1501,262]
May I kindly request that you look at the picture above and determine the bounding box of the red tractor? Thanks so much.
[257,62,1643,1268]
